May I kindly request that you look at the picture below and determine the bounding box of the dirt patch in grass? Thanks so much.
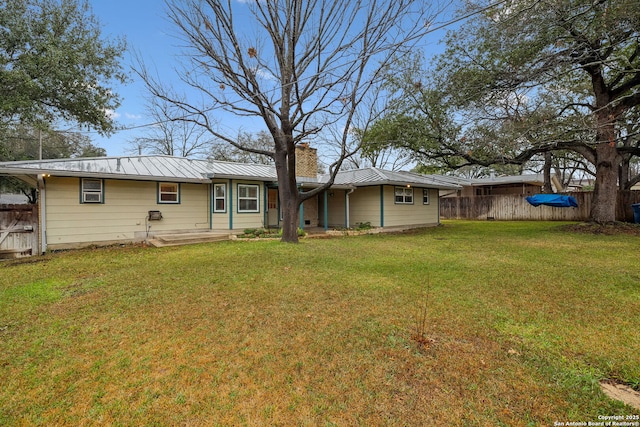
[560,222,640,236]
[1,256,50,267]
[600,380,640,410]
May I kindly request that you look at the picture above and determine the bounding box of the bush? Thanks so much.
[355,222,372,231]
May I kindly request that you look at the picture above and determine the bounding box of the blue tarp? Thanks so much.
[526,194,578,208]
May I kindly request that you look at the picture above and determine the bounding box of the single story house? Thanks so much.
[0,146,460,252]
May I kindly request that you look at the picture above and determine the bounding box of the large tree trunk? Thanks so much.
[274,142,300,243]
[590,142,620,223]
[542,151,553,193]
[280,196,300,243]
[589,80,621,223]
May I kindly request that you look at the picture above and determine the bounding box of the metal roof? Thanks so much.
[470,173,545,186]
[424,173,546,187]
[0,193,29,204]
[0,156,278,183]
[319,168,461,190]
[206,160,277,181]
[0,156,460,189]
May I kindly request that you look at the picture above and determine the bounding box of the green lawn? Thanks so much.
[1,221,638,426]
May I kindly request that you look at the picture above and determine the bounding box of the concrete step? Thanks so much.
[148,232,231,248]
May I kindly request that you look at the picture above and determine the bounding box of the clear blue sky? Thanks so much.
[88,1,455,157]
[90,1,178,156]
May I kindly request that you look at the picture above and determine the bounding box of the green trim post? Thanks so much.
[299,200,304,229]
[209,183,213,230]
[323,190,328,231]
[228,179,233,230]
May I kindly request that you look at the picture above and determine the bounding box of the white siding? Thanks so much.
[382,186,439,227]
[211,180,231,231]
[324,186,440,229]
[325,189,346,228]
[45,177,209,248]
[349,187,382,227]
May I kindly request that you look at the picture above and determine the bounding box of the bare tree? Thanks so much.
[130,95,214,158]
[138,0,444,242]
[209,131,274,165]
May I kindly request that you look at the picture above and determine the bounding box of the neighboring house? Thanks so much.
[0,193,28,204]
[438,173,561,197]
[0,146,460,252]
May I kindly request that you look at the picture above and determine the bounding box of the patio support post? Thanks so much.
[263,183,268,228]
[345,189,354,229]
[299,201,304,229]
[323,190,328,231]
[228,179,233,230]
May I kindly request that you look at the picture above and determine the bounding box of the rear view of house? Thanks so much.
[0,148,460,253]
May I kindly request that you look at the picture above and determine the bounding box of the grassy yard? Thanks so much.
[1,221,639,426]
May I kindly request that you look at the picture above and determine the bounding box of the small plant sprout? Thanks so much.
[411,279,433,351]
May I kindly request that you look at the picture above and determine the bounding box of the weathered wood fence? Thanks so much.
[0,204,38,259]
[440,191,640,222]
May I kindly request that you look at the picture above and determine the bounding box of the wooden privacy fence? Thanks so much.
[440,191,640,222]
[0,204,38,259]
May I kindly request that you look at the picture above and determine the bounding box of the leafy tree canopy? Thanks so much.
[364,0,640,222]
[0,0,127,134]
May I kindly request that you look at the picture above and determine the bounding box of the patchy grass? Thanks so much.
[1,221,638,426]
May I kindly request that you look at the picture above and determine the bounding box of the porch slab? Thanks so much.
[148,232,232,248]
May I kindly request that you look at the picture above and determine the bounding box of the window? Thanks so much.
[158,182,180,204]
[81,178,103,203]
[214,183,226,212]
[423,189,430,205]
[238,184,259,212]
[395,187,413,204]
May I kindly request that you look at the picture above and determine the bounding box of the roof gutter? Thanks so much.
[206,173,276,182]
[379,180,462,190]
[300,181,356,190]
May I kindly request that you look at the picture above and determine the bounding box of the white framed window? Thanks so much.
[158,182,180,204]
[81,178,103,203]
[423,189,430,205]
[214,183,226,212]
[395,187,413,204]
[238,184,259,213]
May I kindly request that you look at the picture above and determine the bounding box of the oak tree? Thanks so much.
[369,0,640,222]
[0,0,127,134]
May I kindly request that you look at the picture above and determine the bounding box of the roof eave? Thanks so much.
[207,173,276,182]
[0,168,210,184]
[350,180,461,190]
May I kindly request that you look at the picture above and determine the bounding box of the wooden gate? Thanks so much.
[0,204,38,259]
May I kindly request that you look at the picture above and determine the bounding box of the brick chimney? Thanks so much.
[295,143,318,179]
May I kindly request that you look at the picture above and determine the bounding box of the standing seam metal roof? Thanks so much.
[0,156,461,189]
[0,155,278,183]
[320,168,461,189]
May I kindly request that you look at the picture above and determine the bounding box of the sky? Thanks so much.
[90,1,179,156]
[87,1,456,157]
